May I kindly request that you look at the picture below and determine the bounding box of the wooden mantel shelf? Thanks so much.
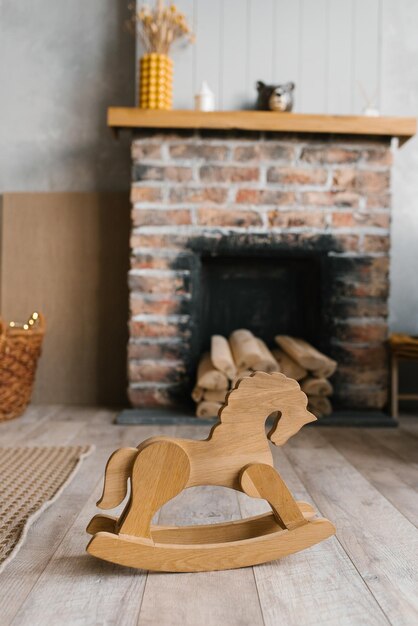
[108,108,416,144]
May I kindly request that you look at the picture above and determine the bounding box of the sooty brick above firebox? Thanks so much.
[127,130,392,413]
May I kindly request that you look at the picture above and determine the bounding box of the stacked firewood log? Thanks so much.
[192,330,337,419]
[274,335,337,419]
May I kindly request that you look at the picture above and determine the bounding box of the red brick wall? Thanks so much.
[128,131,392,411]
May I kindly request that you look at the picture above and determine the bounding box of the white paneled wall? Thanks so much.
[136,0,382,113]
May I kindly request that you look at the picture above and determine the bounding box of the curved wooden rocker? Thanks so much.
[86,372,335,572]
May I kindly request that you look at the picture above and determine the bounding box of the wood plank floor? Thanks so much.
[0,407,417,626]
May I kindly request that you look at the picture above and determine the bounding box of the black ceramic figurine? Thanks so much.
[256,81,295,112]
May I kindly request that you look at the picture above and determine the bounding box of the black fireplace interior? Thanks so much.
[196,255,323,355]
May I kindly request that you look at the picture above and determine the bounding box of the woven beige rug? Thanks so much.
[0,445,92,572]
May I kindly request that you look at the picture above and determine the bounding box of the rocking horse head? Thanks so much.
[220,371,316,446]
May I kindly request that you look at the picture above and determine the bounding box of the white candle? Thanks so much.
[195,81,215,112]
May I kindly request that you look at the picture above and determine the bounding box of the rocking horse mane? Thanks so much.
[219,371,316,445]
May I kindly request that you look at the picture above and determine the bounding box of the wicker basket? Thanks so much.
[0,313,45,422]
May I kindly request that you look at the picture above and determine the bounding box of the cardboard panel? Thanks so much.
[0,192,130,406]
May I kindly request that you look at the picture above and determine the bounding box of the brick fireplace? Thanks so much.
[127,126,394,417]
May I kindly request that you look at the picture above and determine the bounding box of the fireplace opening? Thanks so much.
[196,254,323,357]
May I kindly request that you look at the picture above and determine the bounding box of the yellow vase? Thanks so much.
[139,53,173,110]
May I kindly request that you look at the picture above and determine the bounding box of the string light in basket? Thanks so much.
[8,312,40,330]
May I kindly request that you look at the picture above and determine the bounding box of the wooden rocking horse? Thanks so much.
[86,372,335,572]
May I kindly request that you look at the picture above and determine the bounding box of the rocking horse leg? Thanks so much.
[118,441,190,540]
[240,463,306,530]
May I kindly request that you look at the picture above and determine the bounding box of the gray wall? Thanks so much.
[0,0,134,405]
[0,0,135,191]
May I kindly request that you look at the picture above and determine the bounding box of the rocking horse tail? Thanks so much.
[96,447,138,510]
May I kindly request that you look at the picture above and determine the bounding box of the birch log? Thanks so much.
[229,329,263,369]
[312,359,338,379]
[197,353,228,390]
[308,395,332,418]
[211,335,237,380]
[203,388,228,403]
[275,335,337,378]
[301,377,333,397]
[196,401,222,418]
[252,339,280,373]
[191,385,204,403]
[272,348,307,381]
[232,369,253,387]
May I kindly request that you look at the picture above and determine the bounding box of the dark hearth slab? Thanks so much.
[115,408,216,426]
[116,408,397,427]
[316,410,397,427]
